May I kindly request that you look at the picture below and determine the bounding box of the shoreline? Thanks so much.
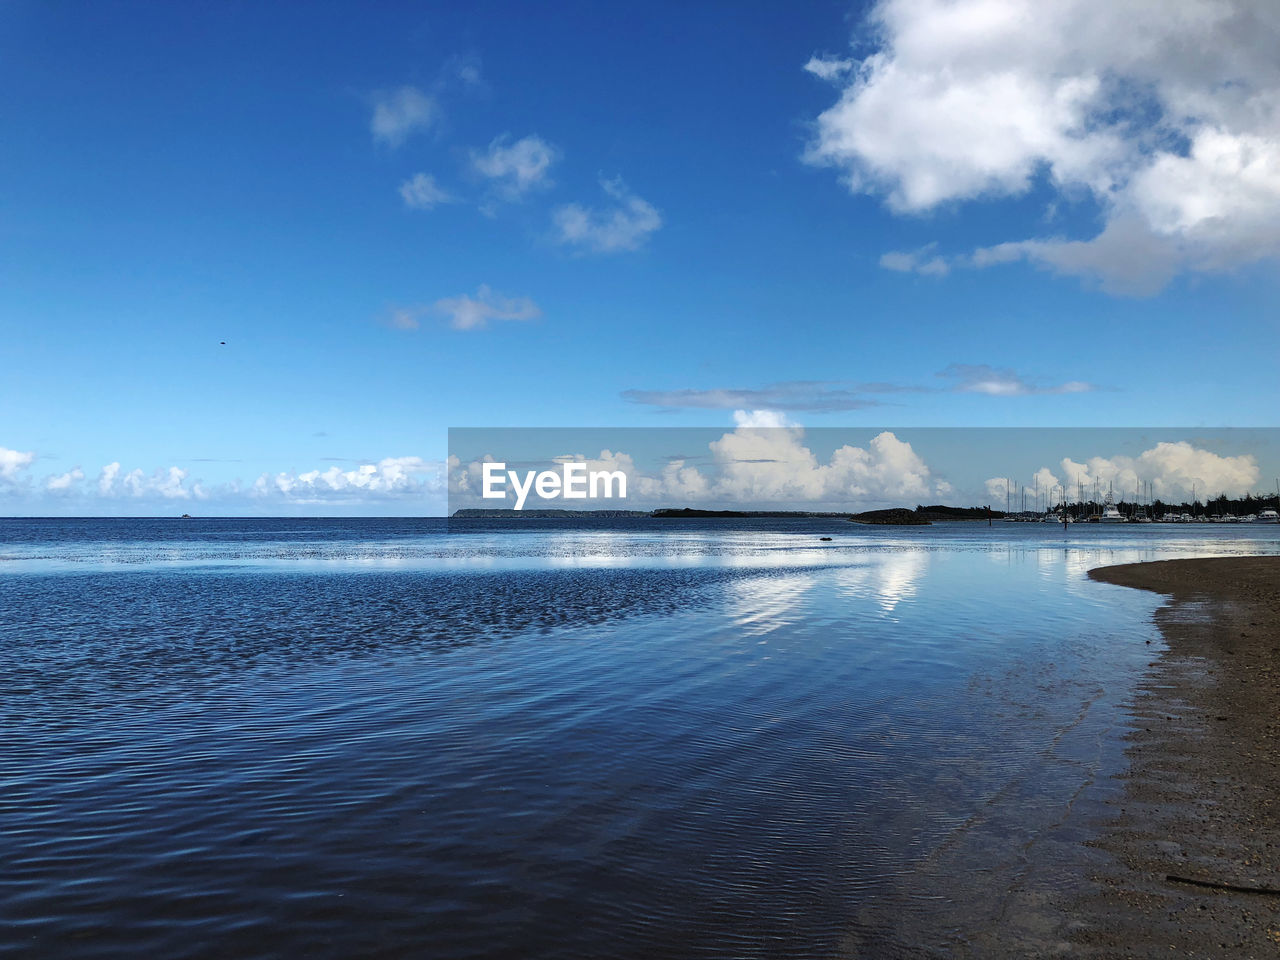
[849,555,1280,957]
[1076,556,1280,955]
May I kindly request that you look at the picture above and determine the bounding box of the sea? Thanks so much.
[4,517,1279,958]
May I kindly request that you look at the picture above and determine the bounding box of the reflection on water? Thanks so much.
[832,550,928,614]
[2,518,1279,958]
[724,571,815,637]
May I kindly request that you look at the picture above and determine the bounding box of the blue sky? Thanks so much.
[2,0,1278,515]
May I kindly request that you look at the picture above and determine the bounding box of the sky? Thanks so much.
[2,0,1279,515]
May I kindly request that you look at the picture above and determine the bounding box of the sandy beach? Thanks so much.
[1078,556,1280,956]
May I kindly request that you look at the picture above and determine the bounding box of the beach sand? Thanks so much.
[1076,556,1280,957]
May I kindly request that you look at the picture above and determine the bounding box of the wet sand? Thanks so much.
[845,555,1280,958]
[1078,556,1280,956]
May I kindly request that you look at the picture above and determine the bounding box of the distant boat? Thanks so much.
[180,513,193,519]
[1260,509,1279,523]
[1099,491,1126,522]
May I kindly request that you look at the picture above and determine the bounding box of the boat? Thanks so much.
[1259,509,1279,523]
[1099,491,1126,522]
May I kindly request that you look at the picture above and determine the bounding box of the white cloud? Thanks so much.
[939,363,1095,396]
[879,243,950,276]
[985,476,1013,503]
[370,86,438,147]
[98,462,120,496]
[154,466,199,500]
[552,177,662,253]
[454,419,943,510]
[988,466,1068,508]
[255,457,445,502]
[399,173,453,210]
[1059,442,1259,500]
[45,468,84,492]
[806,0,1280,293]
[390,286,542,332]
[434,285,541,331]
[0,446,34,480]
[803,54,855,83]
[471,135,558,200]
[675,418,937,505]
[96,462,203,500]
[446,453,488,500]
[1031,466,1061,494]
[992,440,1259,504]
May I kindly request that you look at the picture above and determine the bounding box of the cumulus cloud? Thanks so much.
[45,468,84,492]
[987,467,1068,507]
[0,446,35,481]
[98,462,120,496]
[97,463,205,500]
[255,457,445,503]
[991,440,1260,504]
[939,364,1096,396]
[672,415,938,506]
[452,417,946,511]
[399,173,453,210]
[552,177,662,253]
[471,135,558,200]
[806,0,1280,293]
[1059,442,1259,500]
[370,86,438,147]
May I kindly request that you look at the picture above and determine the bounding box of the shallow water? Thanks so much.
[3,519,1279,958]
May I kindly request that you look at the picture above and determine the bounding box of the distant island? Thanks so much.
[849,505,1002,525]
[452,504,1003,521]
[650,508,853,519]
[450,508,652,519]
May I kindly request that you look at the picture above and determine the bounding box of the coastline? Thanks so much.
[1076,556,1280,955]
[847,555,1280,958]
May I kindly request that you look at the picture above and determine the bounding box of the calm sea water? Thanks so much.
[4,518,1279,958]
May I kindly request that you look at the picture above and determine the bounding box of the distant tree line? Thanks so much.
[1048,492,1280,517]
